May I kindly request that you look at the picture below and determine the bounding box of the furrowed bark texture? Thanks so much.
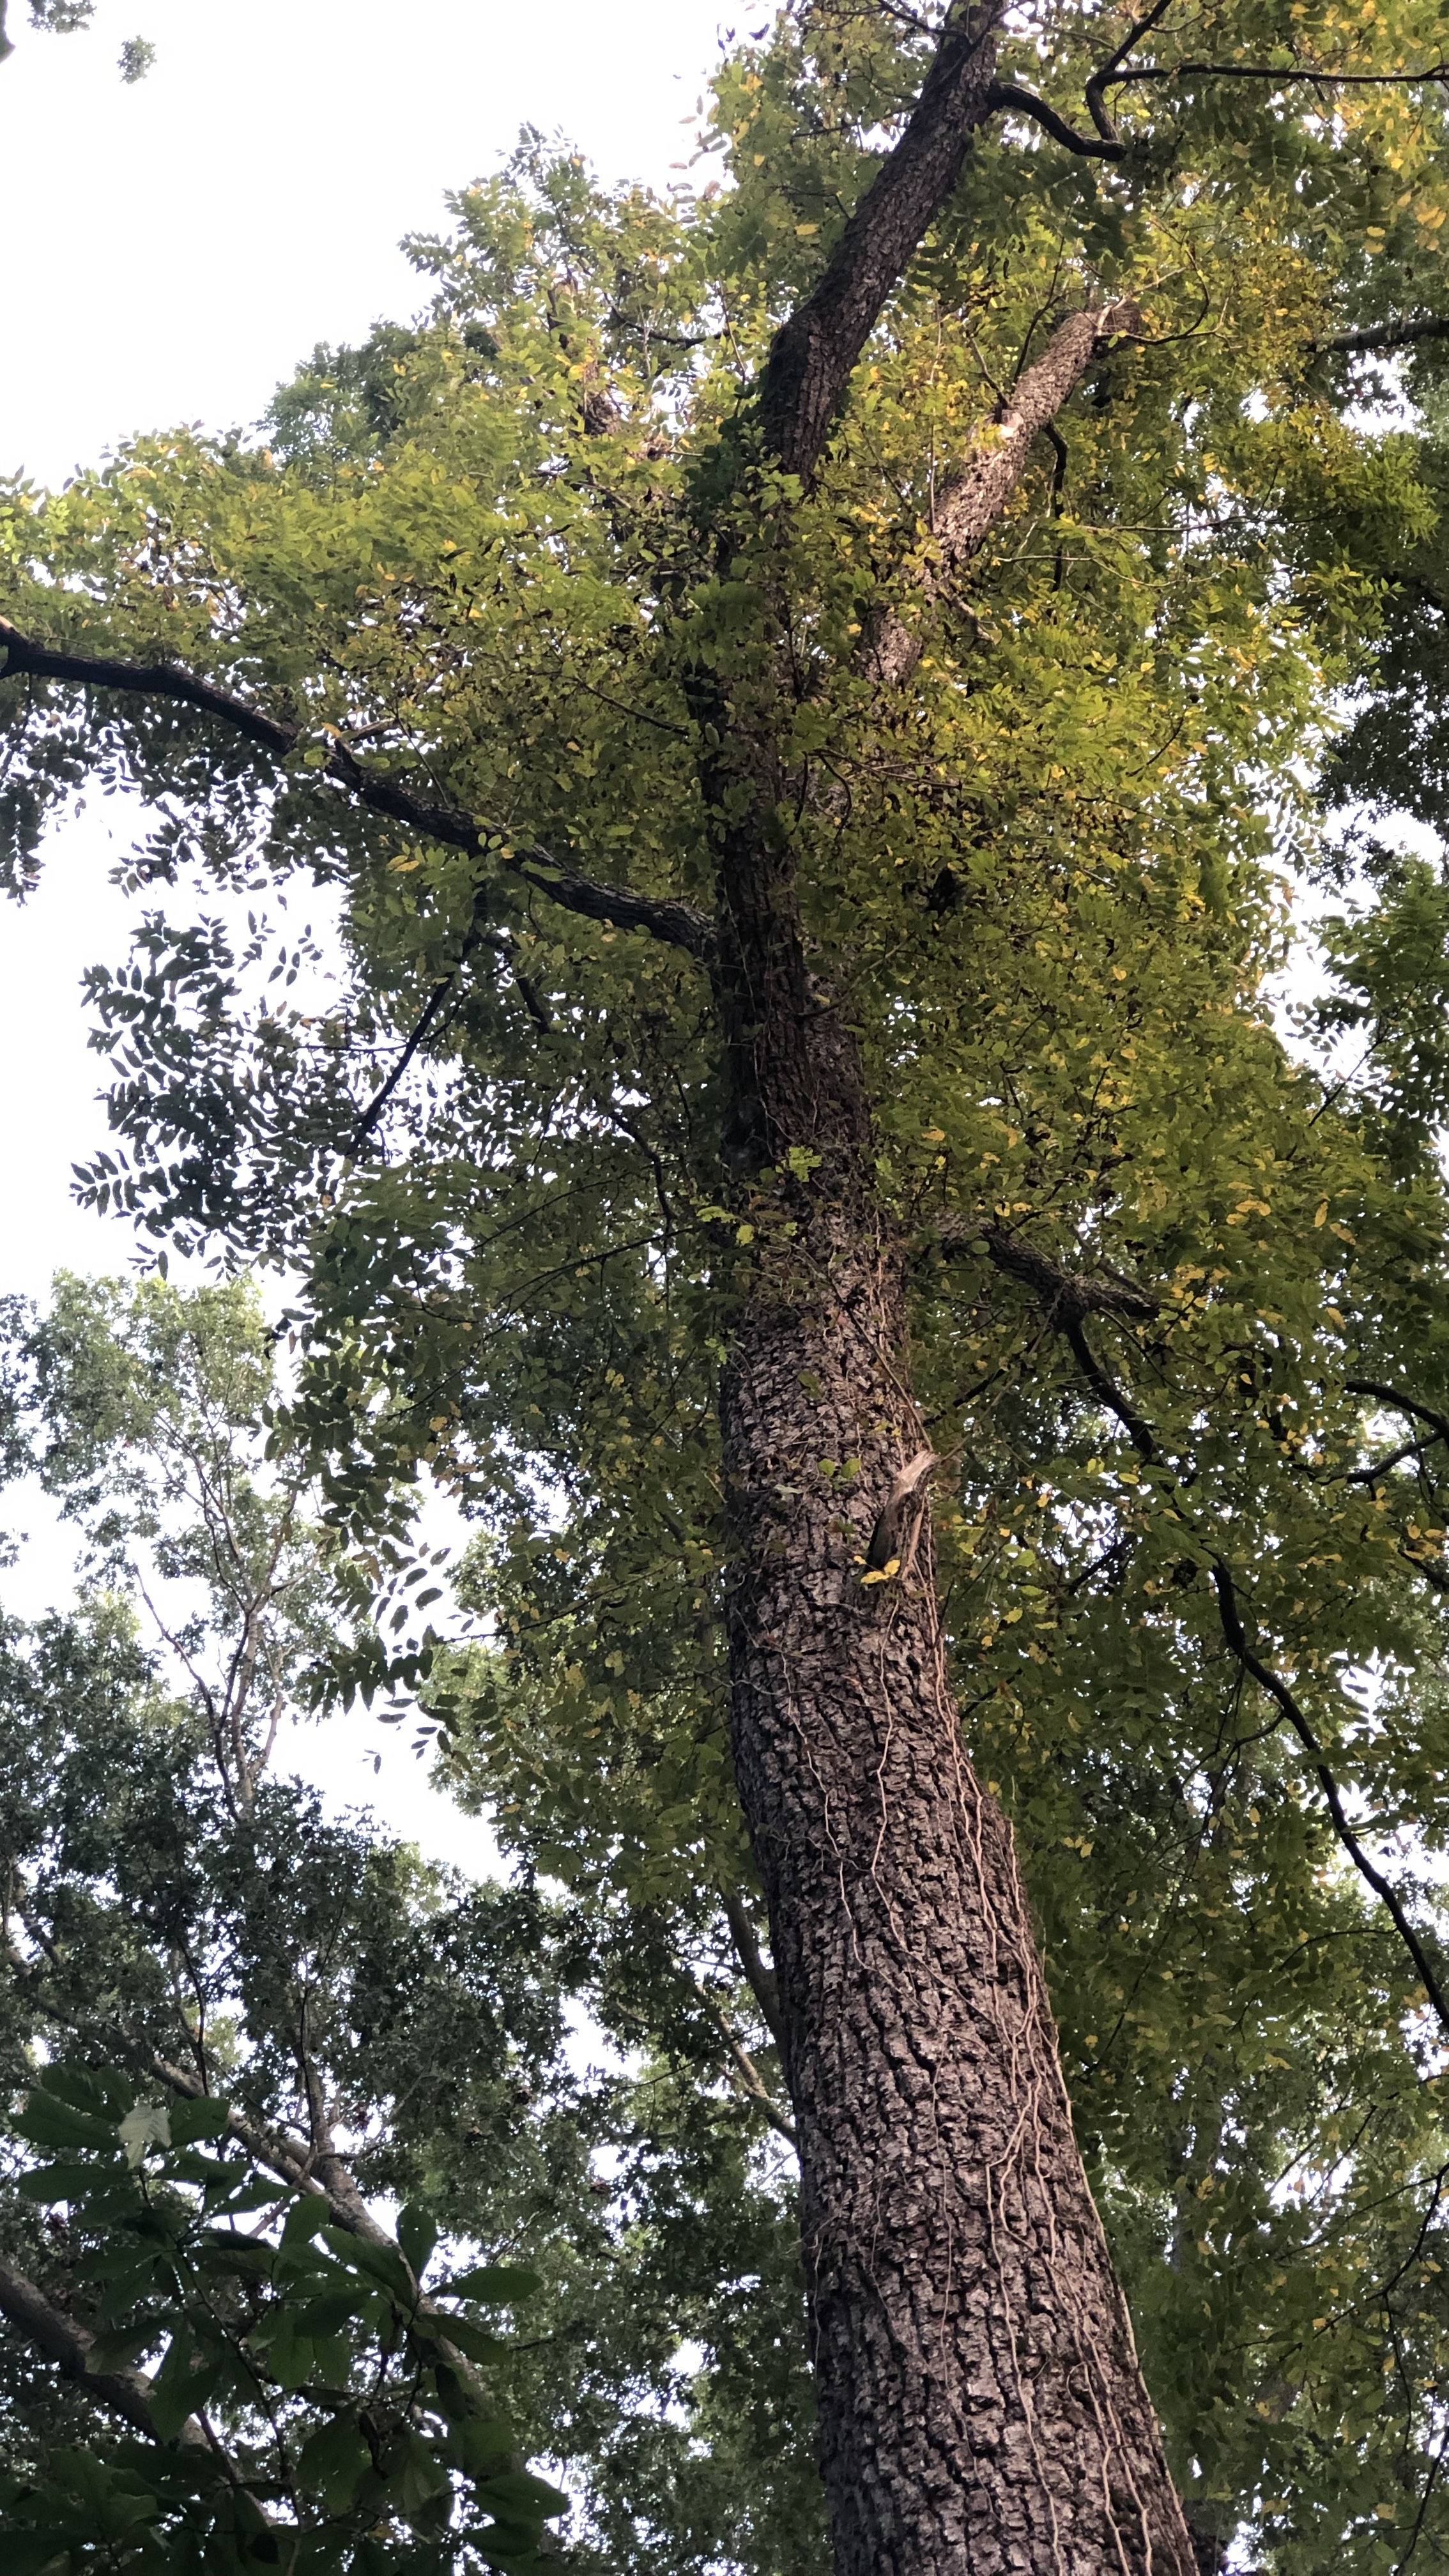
[710,795,1194,2566]
[720,1163,1195,2573]
[862,298,1141,687]
[758,1,1009,482]
[716,20,1193,2527]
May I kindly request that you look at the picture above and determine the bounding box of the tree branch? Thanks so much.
[984,79,1124,159]
[996,10,1449,172]
[1211,1561,1449,2041]
[969,1218,1161,1322]
[1064,1317,1157,1462]
[984,4,1183,159]
[935,1243,1449,2032]
[0,620,296,755]
[349,924,510,1154]
[0,617,715,963]
[863,300,1141,684]
[1319,315,1449,358]
[0,2249,207,2449]
[940,1216,1160,1451]
[146,2055,500,2411]
[1105,57,1449,98]
[698,1982,798,2148]
[757,1,1009,481]
[1346,1379,1449,1453]
[718,2030,799,2150]
[1083,0,1177,142]
[721,1885,785,2050]
[148,2053,376,2246]
[352,974,460,1151]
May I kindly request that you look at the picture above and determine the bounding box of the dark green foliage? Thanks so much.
[0,1277,819,2572]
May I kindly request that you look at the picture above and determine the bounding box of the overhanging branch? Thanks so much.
[1346,1379,1449,1452]
[0,617,715,964]
[0,2249,207,2449]
[1105,56,1449,98]
[1319,315,1449,358]
[1211,1561,1449,2042]
[151,2054,498,2395]
[1063,1317,1156,1463]
[945,1230,1449,2042]
[985,79,1124,159]
[992,8,1449,168]
[350,919,530,1154]
[1082,0,1177,142]
[944,1215,1161,1324]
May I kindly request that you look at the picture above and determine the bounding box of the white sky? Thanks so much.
[0,0,728,1860]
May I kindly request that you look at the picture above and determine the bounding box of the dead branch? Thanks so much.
[864,300,1142,684]
[866,1446,942,1570]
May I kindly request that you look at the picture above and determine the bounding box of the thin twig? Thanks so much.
[1211,1562,1449,2042]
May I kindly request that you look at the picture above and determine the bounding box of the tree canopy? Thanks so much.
[0,1275,820,2573]
[6,3,1449,2568]
[0,2,153,80]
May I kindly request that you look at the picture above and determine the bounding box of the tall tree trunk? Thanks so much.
[715,847,1195,2573]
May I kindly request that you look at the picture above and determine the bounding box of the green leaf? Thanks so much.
[321,2225,415,2308]
[480,2465,570,2519]
[396,2200,438,2280]
[380,2426,449,2513]
[34,2066,134,2119]
[295,2410,372,2515]
[12,2092,121,2153]
[118,2101,171,2168]
[15,2158,119,2204]
[441,2263,541,2305]
[429,2311,508,2366]
[166,2093,232,2147]
[150,2333,226,2443]
[454,2416,515,2480]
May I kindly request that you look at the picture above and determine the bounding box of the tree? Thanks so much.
[0,2,153,81]
[0,1276,823,2573]
[0,1277,578,2567]
[5,4,1449,2566]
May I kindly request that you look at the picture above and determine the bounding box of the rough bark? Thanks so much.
[714,914,1195,2569]
[0,9,1199,2556]
[758,1,1010,483]
[863,298,1141,686]
[719,1185,1193,2570]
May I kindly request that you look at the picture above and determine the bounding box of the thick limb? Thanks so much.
[0,2251,204,2447]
